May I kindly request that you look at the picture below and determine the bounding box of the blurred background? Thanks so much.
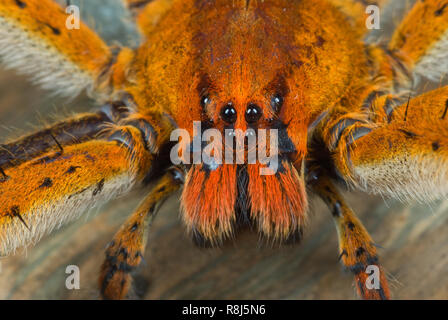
[0,0,447,299]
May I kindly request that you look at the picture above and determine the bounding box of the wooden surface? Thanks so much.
[0,0,447,300]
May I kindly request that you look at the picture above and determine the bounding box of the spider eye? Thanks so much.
[200,95,210,108]
[245,104,262,123]
[220,103,237,123]
[271,94,284,113]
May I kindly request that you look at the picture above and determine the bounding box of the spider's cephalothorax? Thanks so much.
[127,0,373,246]
[1,0,448,299]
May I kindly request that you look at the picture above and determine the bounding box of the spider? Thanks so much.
[0,0,448,300]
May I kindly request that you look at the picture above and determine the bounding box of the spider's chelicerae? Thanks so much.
[0,0,448,300]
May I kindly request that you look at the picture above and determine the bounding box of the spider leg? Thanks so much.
[389,0,448,82]
[328,0,389,37]
[0,104,126,169]
[122,0,173,38]
[311,174,390,300]
[122,0,156,15]
[99,170,182,299]
[327,85,448,203]
[0,0,131,99]
[0,112,161,256]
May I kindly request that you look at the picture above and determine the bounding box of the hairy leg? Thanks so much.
[122,0,173,38]
[311,174,390,300]
[0,0,130,98]
[389,0,448,82]
[328,85,448,203]
[0,103,129,169]
[328,0,389,37]
[99,170,182,299]
[122,0,153,14]
[0,113,156,256]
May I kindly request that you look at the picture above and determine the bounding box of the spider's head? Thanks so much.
[173,1,339,246]
[179,67,310,246]
[133,0,365,245]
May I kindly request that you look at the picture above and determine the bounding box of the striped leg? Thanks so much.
[389,0,448,82]
[312,175,390,300]
[122,0,173,38]
[0,0,121,98]
[0,104,127,169]
[0,114,156,256]
[122,0,153,14]
[99,171,182,299]
[330,85,448,203]
[328,0,390,37]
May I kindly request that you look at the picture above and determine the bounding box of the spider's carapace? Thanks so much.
[124,0,370,242]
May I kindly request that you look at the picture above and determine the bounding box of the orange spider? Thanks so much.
[0,0,448,300]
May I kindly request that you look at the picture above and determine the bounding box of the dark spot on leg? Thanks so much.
[356,247,366,258]
[15,0,26,8]
[65,166,81,174]
[441,99,448,120]
[92,179,105,196]
[0,167,9,182]
[398,129,418,138]
[347,222,355,231]
[119,247,128,259]
[85,154,95,162]
[403,94,411,121]
[350,262,365,275]
[39,177,53,188]
[8,206,30,230]
[338,249,348,261]
[314,36,326,47]
[435,3,448,16]
[45,23,61,35]
[432,142,440,151]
